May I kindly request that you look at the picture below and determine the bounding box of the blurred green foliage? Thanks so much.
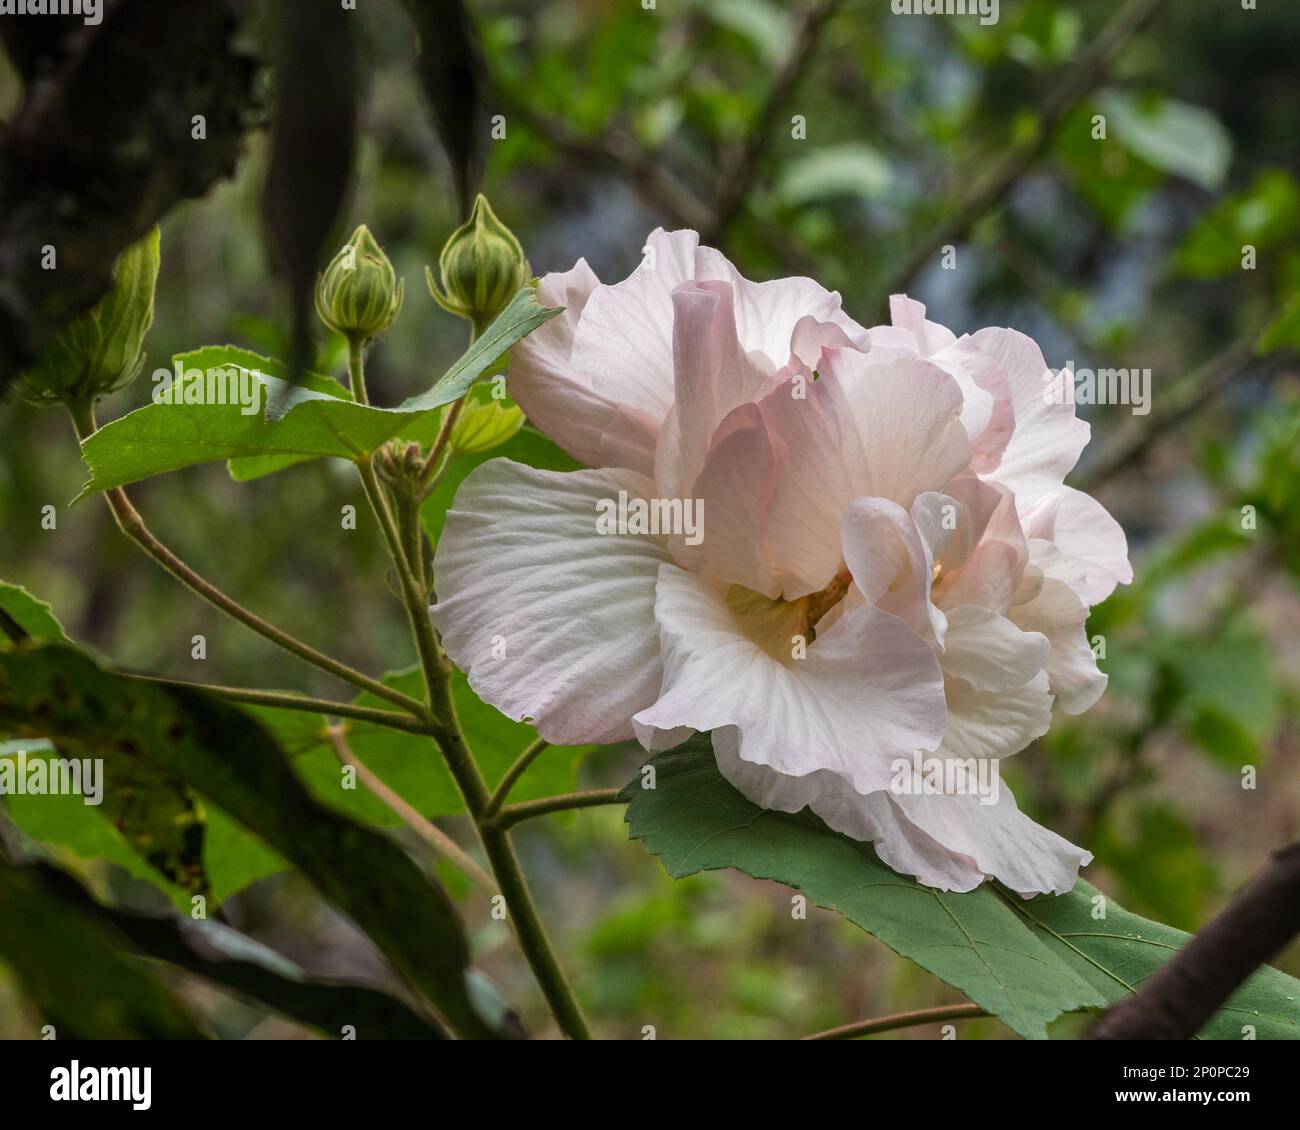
[2,0,1299,1038]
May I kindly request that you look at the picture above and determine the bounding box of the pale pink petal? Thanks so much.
[565,230,701,426]
[822,351,973,510]
[431,460,670,744]
[1022,486,1133,604]
[938,605,1049,694]
[888,294,957,356]
[751,372,869,597]
[510,259,656,472]
[934,478,1030,613]
[929,337,1015,474]
[712,731,1088,895]
[841,494,950,643]
[970,326,1090,509]
[653,281,783,502]
[1008,542,1107,714]
[697,246,872,363]
[670,404,782,598]
[887,786,1091,896]
[633,566,946,794]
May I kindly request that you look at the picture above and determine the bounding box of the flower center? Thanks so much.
[725,566,853,658]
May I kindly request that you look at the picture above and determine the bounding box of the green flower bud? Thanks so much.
[315,225,404,343]
[15,227,160,406]
[449,396,524,455]
[426,195,531,336]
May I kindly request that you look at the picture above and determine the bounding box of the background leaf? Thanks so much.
[0,582,67,643]
[0,643,499,1039]
[0,857,206,1039]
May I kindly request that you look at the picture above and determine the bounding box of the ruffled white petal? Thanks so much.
[1008,542,1107,714]
[1022,485,1133,604]
[633,565,946,794]
[969,326,1090,509]
[431,460,671,744]
[713,729,1089,895]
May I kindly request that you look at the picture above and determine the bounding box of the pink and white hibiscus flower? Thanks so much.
[430,229,1131,896]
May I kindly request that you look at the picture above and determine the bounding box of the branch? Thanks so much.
[871,0,1167,310]
[1092,841,1300,1039]
[483,737,550,820]
[1078,329,1267,491]
[704,0,844,243]
[122,676,435,736]
[66,404,428,718]
[803,1003,988,1041]
[498,96,713,231]
[492,788,625,832]
[325,723,497,895]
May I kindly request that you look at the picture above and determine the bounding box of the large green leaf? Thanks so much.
[3,745,209,901]
[0,643,500,1038]
[1004,879,1299,1040]
[0,859,206,1039]
[25,861,448,1039]
[76,287,560,496]
[1,584,209,902]
[622,741,1300,1040]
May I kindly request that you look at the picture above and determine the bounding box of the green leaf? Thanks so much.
[621,739,1104,1039]
[2,773,193,910]
[773,143,893,206]
[27,861,448,1039]
[1096,91,1232,191]
[203,803,288,904]
[0,858,206,1039]
[1162,629,1279,743]
[2,744,209,900]
[76,288,560,496]
[0,581,67,643]
[1011,879,1299,1040]
[623,741,1300,1040]
[0,643,500,1038]
[1175,169,1300,280]
[1256,291,1300,355]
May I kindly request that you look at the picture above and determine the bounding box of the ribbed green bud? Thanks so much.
[315,225,404,343]
[426,195,531,336]
[15,227,160,406]
[449,397,524,455]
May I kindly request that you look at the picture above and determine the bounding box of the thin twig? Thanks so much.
[483,737,551,820]
[349,345,593,1041]
[1092,842,1300,1039]
[872,0,1168,311]
[705,0,845,243]
[66,403,429,718]
[492,788,625,832]
[802,1003,988,1041]
[122,675,437,736]
[499,95,714,231]
[1079,330,1267,491]
[325,723,497,894]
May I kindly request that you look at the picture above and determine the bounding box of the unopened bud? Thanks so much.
[449,397,524,455]
[315,225,404,344]
[426,195,531,336]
